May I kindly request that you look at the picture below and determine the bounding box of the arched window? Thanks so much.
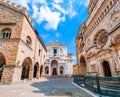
[26,36,32,46]
[110,1,113,7]
[2,28,12,39]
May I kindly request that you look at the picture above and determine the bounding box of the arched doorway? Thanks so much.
[21,57,32,80]
[33,62,39,78]
[40,65,43,77]
[60,66,64,75]
[0,52,6,81]
[45,66,49,75]
[80,56,86,75]
[102,61,112,76]
[51,60,58,75]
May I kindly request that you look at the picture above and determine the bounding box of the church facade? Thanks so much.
[75,0,120,76]
[43,42,73,77]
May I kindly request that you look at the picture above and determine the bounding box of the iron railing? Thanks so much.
[74,75,120,97]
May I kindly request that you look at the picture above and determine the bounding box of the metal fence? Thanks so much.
[74,75,120,97]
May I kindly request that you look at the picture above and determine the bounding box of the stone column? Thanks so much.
[36,69,40,79]
[58,64,60,75]
[49,65,51,75]
[29,66,33,80]
[1,65,15,84]
[42,65,45,76]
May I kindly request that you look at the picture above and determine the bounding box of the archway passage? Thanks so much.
[21,57,32,80]
[33,62,39,78]
[80,56,86,75]
[33,65,37,78]
[51,60,58,75]
[45,66,49,75]
[102,61,112,76]
[0,52,6,81]
[60,66,64,75]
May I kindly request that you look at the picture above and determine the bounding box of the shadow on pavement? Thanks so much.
[31,78,93,97]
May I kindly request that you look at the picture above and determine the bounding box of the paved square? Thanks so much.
[0,78,94,97]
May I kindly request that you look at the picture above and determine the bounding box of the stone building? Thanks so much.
[0,1,47,84]
[75,0,120,76]
[43,42,73,77]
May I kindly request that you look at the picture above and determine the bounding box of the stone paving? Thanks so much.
[0,78,95,97]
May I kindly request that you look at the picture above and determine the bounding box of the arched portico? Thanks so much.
[33,62,39,79]
[21,57,32,80]
[51,60,58,75]
[0,52,6,82]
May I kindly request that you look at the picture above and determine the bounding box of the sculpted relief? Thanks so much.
[110,9,120,28]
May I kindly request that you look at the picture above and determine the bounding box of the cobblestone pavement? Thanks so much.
[0,78,94,97]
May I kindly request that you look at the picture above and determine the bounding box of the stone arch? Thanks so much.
[102,61,112,76]
[51,60,58,75]
[94,29,108,48]
[33,62,39,78]
[40,65,43,77]
[0,52,6,81]
[60,66,64,75]
[21,57,32,80]
[80,56,86,75]
[45,66,49,75]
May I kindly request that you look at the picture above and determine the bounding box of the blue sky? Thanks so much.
[10,0,90,64]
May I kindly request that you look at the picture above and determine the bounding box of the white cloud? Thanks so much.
[10,0,30,10]
[32,0,47,5]
[79,0,90,7]
[56,32,60,38]
[32,5,39,19]
[54,0,64,4]
[9,0,86,30]
[68,0,77,18]
[73,56,76,60]
[52,3,67,14]
[33,5,65,30]
[41,34,50,39]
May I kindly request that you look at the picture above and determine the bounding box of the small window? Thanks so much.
[38,49,41,56]
[107,5,109,10]
[53,49,57,56]
[26,36,32,46]
[2,28,12,39]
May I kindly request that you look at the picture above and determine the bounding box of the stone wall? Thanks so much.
[0,1,47,84]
